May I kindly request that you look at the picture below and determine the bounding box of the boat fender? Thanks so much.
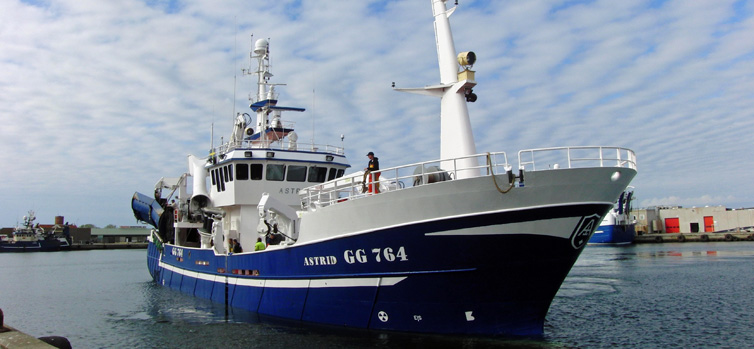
[38,336,72,349]
[654,236,662,243]
[700,234,709,242]
[725,234,733,241]
[677,235,685,242]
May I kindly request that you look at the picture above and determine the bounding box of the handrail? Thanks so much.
[300,146,636,210]
[300,152,510,209]
[213,140,344,156]
[518,146,637,171]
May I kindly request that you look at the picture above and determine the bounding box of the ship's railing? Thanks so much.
[518,146,637,172]
[300,152,510,209]
[213,140,344,155]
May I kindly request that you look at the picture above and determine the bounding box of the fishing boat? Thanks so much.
[588,190,636,245]
[0,211,71,253]
[131,0,637,336]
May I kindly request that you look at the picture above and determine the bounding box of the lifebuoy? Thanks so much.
[725,234,733,241]
[677,235,686,242]
[700,234,709,242]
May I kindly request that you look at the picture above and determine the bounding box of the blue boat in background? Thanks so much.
[589,190,636,245]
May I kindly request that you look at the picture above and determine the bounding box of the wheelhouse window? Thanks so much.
[250,164,263,180]
[211,168,226,192]
[287,165,307,182]
[212,167,225,192]
[308,166,328,183]
[236,163,249,180]
[266,164,286,181]
[327,168,338,181]
[224,165,231,182]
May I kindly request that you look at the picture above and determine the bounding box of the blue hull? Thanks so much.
[588,224,636,244]
[147,204,608,336]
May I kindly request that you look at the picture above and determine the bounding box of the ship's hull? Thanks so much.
[147,196,619,334]
[588,224,636,245]
[0,239,71,252]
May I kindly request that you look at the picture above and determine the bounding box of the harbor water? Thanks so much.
[1,242,753,348]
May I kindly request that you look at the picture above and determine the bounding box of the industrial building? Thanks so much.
[633,206,754,235]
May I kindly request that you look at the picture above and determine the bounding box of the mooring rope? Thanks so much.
[487,153,514,194]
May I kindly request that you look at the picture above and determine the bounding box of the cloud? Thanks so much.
[1,0,753,226]
[640,194,743,208]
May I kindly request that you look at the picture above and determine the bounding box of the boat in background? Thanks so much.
[131,0,637,336]
[589,190,636,245]
[0,211,72,252]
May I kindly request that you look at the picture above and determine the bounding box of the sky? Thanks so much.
[1,0,753,228]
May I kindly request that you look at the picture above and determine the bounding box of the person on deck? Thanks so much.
[365,151,380,193]
[233,239,243,253]
[255,237,266,251]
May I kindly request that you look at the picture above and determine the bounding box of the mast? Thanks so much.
[395,0,479,178]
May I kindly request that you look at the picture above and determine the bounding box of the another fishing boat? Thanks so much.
[0,211,71,253]
[131,0,637,336]
[589,190,636,245]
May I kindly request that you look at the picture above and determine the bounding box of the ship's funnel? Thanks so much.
[188,155,211,216]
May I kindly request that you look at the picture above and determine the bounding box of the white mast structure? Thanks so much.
[395,0,479,178]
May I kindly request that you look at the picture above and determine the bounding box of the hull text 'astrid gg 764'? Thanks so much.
[131,0,637,336]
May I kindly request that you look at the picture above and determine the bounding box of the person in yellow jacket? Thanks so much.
[255,237,266,251]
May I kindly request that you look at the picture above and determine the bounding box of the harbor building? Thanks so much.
[90,226,150,243]
[633,206,754,234]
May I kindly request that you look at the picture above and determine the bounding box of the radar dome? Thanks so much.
[254,39,269,55]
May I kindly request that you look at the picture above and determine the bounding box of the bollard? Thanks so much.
[0,308,7,333]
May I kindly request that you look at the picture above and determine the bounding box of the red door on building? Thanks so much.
[704,216,715,232]
[665,218,680,233]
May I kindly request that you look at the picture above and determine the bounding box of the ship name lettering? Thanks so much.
[303,255,338,266]
[344,246,408,264]
[279,187,301,194]
[171,247,183,258]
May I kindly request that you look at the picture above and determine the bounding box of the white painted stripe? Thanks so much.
[379,277,406,286]
[265,279,310,288]
[425,216,582,239]
[235,278,266,287]
[158,260,406,289]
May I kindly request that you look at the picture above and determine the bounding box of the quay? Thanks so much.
[69,242,147,250]
[0,309,69,349]
[636,231,754,243]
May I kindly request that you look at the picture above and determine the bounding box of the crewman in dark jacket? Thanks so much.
[365,152,380,193]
